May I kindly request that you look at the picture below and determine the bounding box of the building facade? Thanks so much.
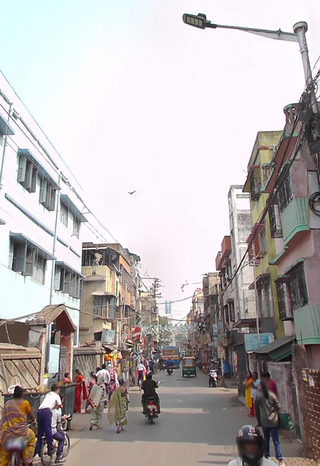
[80,242,141,359]
[0,70,86,372]
[243,131,284,340]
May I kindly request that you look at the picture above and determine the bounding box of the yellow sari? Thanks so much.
[0,399,35,466]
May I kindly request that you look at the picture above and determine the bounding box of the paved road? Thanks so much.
[67,370,308,466]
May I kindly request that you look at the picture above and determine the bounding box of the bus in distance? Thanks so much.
[162,346,180,368]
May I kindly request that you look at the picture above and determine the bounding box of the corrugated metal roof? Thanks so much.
[27,304,77,332]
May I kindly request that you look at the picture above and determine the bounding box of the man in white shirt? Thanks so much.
[228,425,279,466]
[51,408,66,464]
[96,364,111,385]
[34,384,62,458]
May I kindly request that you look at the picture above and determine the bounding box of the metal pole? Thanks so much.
[252,242,260,348]
[0,103,12,201]
[45,175,61,371]
[293,22,318,114]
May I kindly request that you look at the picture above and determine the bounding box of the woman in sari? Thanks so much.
[0,387,36,466]
[74,368,88,413]
[243,371,254,416]
[107,379,128,434]
[88,376,106,430]
[85,372,97,413]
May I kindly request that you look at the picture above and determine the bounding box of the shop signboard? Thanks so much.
[244,333,274,352]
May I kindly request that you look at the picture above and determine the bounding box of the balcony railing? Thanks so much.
[281,197,309,244]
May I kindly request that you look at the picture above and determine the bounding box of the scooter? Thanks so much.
[144,396,159,424]
[209,369,218,387]
[167,365,174,375]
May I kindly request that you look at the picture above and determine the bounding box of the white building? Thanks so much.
[228,185,255,324]
[0,71,87,368]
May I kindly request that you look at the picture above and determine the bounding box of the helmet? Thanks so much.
[236,425,264,465]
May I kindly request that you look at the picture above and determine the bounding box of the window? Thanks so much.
[276,281,293,320]
[250,167,261,201]
[33,254,46,284]
[260,229,267,256]
[95,296,104,317]
[289,263,308,310]
[60,202,68,227]
[39,179,56,211]
[73,218,80,238]
[54,265,82,298]
[269,202,283,238]
[17,154,37,193]
[278,172,293,213]
[12,241,46,283]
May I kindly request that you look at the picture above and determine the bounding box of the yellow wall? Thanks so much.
[247,133,284,338]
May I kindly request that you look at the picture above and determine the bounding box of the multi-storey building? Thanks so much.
[80,242,141,359]
[187,289,204,358]
[202,273,220,364]
[0,70,86,371]
[243,131,284,341]
[215,186,255,374]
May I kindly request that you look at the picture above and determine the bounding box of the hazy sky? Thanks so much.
[1,0,319,319]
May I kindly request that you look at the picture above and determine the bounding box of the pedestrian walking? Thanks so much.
[85,372,97,413]
[88,376,106,430]
[107,379,129,434]
[251,372,261,417]
[121,367,130,391]
[255,381,285,465]
[261,371,278,396]
[243,371,254,416]
[74,368,88,413]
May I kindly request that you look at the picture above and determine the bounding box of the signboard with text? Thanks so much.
[244,333,274,352]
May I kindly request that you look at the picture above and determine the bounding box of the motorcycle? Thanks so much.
[144,396,158,424]
[167,365,174,375]
[160,362,166,371]
[209,369,218,387]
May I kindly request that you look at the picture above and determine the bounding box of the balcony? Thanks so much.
[215,251,223,270]
[221,236,231,259]
[294,304,320,345]
[281,198,309,245]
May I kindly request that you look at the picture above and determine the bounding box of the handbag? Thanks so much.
[279,412,295,430]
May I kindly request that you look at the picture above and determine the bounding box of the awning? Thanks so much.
[18,149,60,189]
[0,113,14,136]
[92,290,117,298]
[60,194,87,222]
[10,232,55,260]
[55,261,86,279]
[253,335,295,361]
[249,273,270,290]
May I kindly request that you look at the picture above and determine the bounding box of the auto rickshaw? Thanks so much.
[181,357,197,377]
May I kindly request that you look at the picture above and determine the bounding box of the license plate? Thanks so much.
[148,405,155,409]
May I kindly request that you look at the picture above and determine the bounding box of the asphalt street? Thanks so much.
[66,370,304,466]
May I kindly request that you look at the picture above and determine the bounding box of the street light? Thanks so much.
[182,13,318,114]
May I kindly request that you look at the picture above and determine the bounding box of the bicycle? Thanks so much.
[5,437,27,466]
[40,431,70,466]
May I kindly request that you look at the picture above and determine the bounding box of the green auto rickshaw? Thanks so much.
[182,357,197,377]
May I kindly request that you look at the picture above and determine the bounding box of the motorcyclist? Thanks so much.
[141,373,160,414]
[228,425,278,466]
[166,358,174,372]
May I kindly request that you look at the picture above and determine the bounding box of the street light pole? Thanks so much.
[182,14,318,114]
